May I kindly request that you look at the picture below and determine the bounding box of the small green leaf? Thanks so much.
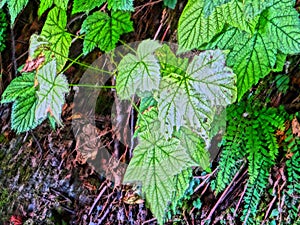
[107,0,134,11]
[116,40,161,99]
[72,0,106,14]
[243,0,273,21]
[36,60,69,126]
[53,0,68,10]
[7,0,29,25]
[81,11,133,54]
[163,0,177,9]
[41,7,72,72]
[1,72,35,104]
[202,0,230,17]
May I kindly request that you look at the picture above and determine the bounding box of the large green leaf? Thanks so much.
[35,60,69,126]
[116,40,161,99]
[41,7,72,72]
[39,0,68,17]
[243,0,273,21]
[202,0,230,17]
[263,1,300,54]
[11,89,40,133]
[226,30,276,100]
[81,11,133,54]
[7,0,29,25]
[178,0,225,51]
[72,0,106,14]
[107,0,134,11]
[1,72,35,103]
[157,50,236,138]
[124,124,195,224]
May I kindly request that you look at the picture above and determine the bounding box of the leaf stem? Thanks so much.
[69,83,115,89]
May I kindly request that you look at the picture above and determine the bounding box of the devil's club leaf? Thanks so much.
[7,0,29,25]
[124,126,195,224]
[1,72,35,104]
[36,60,69,126]
[157,50,236,139]
[107,0,134,11]
[72,0,106,14]
[81,11,133,54]
[116,40,161,99]
[41,7,72,72]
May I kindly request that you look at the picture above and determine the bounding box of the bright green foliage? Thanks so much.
[41,7,72,72]
[284,129,300,222]
[0,73,40,133]
[35,60,69,126]
[178,0,300,100]
[1,60,68,133]
[72,0,106,14]
[216,100,287,224]
[121,41,236,224]
[163,0,177,9]
[107,0,134,11]
[0,9,7,52]
[38,0,69,17]
[203,0,230,17]
[81,11,133,54]
[4,0,29,25]
[0,0,7,8]
[117,40,161,99]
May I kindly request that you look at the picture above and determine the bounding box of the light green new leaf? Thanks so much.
[81,11,133,54]
[7,0,29,25]
[107,0,134,11]
[11,89,40,133]
[1,72,35,104]
[36,60,69,126]
[124,127,195,224]
[157,50,236,138]
[263,2,300,55]
[226,31,277,100]
[53,0,68,10]
[178,0,225,51]
[41,7,72,72]
[72,0,106,14]
[116,40,161,99]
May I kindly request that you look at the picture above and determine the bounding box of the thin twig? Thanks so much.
[88,183,108,215]
[205,163,246,222]
[142,218,157,225]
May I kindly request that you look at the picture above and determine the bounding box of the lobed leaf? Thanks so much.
[41,7,72,72]
[107,0,134,11]
[36,60,69,126]
[72,0,106,14]
[1,72,35,104]
[116,40,161,99]
[7,0,29,25]
[81,11,133,54]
